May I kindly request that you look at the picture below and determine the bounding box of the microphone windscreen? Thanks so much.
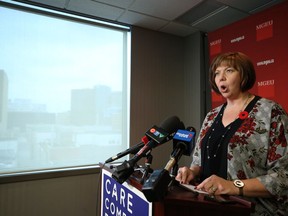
[186,126,196,133]
[159,116,185,134]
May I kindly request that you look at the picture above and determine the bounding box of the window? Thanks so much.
[0,1,130,174]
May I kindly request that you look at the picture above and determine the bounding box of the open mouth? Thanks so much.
[219,85,227,92]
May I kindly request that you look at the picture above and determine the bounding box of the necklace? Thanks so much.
[238,94,251,120]
[206,114,233,160]
[242,93,251,110]
[206,94,252,160]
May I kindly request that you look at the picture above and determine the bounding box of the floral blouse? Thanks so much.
[191,97,288,215]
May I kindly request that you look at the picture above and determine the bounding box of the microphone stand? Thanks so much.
[112,152,154,185]
[168,163,179,188]
[170,163,178,179]
[133,153,153,184]
[140,153,153,184]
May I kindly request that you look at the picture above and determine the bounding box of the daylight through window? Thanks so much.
[0,2,131,174]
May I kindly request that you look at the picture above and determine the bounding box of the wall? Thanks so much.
[0,174,100,216]
[180,32,208,166]
[130,27,206,169]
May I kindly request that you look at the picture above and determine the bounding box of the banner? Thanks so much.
[101,168,152,216]
[208,1,288,112]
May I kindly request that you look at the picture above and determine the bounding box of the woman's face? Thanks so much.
[214,64,242,99]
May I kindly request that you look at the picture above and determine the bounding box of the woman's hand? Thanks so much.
[175,166,199,184]
[195,174,236,195]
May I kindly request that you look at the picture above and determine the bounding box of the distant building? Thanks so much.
[7,98,53,130]
[70,85,111,125]
[0,70,8,136]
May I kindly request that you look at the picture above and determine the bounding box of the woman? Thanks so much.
[176,52,288,215]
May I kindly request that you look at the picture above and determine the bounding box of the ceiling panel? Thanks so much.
[191,6,248,32]
[91,0,134,8]
[216,0,280,12]
[118,10,168,30]
[159,22,198,37]
[176,1,225,25]
[67,0,125,20]
[246,0,285,13]
[129,0,204,20]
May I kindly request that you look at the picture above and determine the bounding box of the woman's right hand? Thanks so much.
[175,166,199,184]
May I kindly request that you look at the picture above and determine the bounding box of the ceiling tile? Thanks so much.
[129,0,204,20]
[247,0,285,13]
[176,1,224,24]
[191,6,248,32]
[118,11,168,30]
[159,22,198,37]
[67,0,125,20]
[91,0,134,8]
[216,0,283,13]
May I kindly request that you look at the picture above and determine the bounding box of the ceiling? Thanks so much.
[14,0,285,37]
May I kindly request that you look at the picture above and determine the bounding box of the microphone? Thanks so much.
[105,136,149,163]
[172,126,196,156]
[167,126,196,176]
[170,126,196,177]
[142,127,196,202]
[112,116,184,184]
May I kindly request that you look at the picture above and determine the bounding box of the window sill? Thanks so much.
[0,165,101,184]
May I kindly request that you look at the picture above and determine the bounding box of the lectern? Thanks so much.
[154,186,254,216]
[100,163,254,216]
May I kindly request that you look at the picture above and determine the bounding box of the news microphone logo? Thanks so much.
[145,126,169,145]
[173,128,195,156]
[173,129,194,141]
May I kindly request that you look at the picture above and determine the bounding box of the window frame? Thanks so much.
[0,0,131,182]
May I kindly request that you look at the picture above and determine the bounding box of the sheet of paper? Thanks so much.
[180,184,209,194]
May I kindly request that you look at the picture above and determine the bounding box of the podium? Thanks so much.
[100,164,254,216]
[153,186,254,216]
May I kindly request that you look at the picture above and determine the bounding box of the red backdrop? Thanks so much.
[208,1,288,112]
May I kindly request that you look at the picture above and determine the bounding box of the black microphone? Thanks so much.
[172,126,196,156]
[166,126,196,176]
[105,136,149,163]
[112,116,184,184]
[170,126,196,177]
[142,127,196,202]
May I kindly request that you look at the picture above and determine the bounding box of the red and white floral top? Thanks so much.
[192,97,288,215]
